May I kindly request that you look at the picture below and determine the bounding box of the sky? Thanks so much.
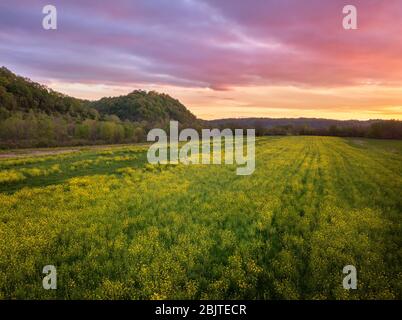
[1,0,402,120]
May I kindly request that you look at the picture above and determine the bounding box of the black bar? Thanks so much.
[0,300,398,319]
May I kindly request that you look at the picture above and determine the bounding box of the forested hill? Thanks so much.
[91,90,197,126]
[0,67,200,148]
[0,67,95,119]
[0,67,198,124]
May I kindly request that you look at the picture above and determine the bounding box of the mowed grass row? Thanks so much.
[0,136,401,299]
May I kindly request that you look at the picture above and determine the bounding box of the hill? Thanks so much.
[0,67,199,148]
[0,67,95,119]
[91,90,197,126]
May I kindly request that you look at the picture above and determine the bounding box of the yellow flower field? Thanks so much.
[0,136,401,299]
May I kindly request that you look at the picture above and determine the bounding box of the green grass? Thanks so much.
[0,136,401,299]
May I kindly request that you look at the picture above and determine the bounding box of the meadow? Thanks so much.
[0,136,401,299]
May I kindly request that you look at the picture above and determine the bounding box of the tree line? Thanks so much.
[0,109,147,148]
[253,121,402,139]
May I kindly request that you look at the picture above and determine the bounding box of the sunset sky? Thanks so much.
[1,0,402,120]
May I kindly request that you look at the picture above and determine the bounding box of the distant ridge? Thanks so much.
[208,117,402,139]
[208,117,378,129]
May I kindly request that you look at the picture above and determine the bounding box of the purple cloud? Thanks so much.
[1,0,402,92]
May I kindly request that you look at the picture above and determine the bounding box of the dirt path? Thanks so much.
[0,142,150,159]
[0,149,79,159]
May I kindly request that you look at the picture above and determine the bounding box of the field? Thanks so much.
[0,136,401,299]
